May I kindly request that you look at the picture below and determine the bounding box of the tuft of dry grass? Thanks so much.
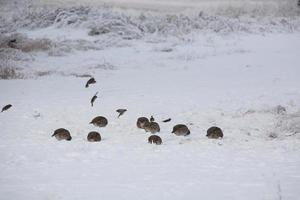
[0,67,24,79]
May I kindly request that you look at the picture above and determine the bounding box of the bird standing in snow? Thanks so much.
[85,77,96,88]
[1,104,12,112]
[144,122,160,134]
[52,128,72,141]
[136,117,150,129]
[172,124,190,136]
[90,116,108,127]
[90,92,98,107]
[206,126,223,139]
[87,131,101,142]
[148,135,162,145]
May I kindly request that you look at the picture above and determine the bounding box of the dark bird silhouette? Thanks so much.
[136,117,150,129]
[148,135,162,145]
[116,109,127,118]
[172,124,190,136]
[1,104,12,112]
[206,126,223,139]
[85,77,96,88]
[87,131,101,142]
[90,116,108,127]
[91,92,98,107]
[150,115,155,122]
[162,118,171,123]
[144,122,160,134]
[52,128,72,141]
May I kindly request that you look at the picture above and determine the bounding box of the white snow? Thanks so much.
[1,0,300,200]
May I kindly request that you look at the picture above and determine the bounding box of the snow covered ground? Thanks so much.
[1,0,300,200]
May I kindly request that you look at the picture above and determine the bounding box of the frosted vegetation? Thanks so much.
[1,0,300,78]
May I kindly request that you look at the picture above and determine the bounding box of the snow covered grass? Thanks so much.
[0,0,300,200]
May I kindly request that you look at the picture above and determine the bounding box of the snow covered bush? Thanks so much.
[0,67,24,79]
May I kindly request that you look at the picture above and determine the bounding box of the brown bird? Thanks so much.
[136,117,150,129]
[90,116,108,127]
[206,126,223,139]
[150,115,155,122]
[116,109,127,118]
[85,77,96,88]
[87,131,101,142]
[1,104,12,112]
[52,128,72,141]
[144,122,160,134]
[172,124,190,136]
[148,135,162,145]
[162,118,171,123]
[91,92,98,107]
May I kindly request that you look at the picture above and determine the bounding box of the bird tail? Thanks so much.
[162,118,171,123]
[85,83,89,88]
[185,130,190,136]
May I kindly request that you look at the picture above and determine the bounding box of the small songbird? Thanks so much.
[148,135,162,145]
[85,77,96,88]
[172,124,190,136]
[90,116,108,127]
[206,126,223,139]
[87,131,101,142]
[91,92,98,107]
[150,115,155,122]
[52,128,72,141]
[1,104,12,112]
[162,118,171,123]
[116,109,127,118]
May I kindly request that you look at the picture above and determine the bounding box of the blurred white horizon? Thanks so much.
[2,0,299,14]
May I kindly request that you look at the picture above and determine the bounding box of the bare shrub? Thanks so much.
[20,39,51,52]
[8,37,51,53]
[35,70,55,77]
[0,67,24,79]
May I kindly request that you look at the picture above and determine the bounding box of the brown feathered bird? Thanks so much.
[116,109,127,118]
[172,124,190,136]
[136,117,150,129]
[1,104,12,112]
[52,128,72,141]
[206,126,223,139]
[91,92,98,107]
[90,116,108,127]
[85,77,96,88]
[148,135,162,145]
[144,122,160,134]
[87,131,101,142]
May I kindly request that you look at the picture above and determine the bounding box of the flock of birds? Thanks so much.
[1,77,224,145]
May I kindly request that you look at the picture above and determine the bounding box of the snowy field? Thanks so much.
[1,0,300,200]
